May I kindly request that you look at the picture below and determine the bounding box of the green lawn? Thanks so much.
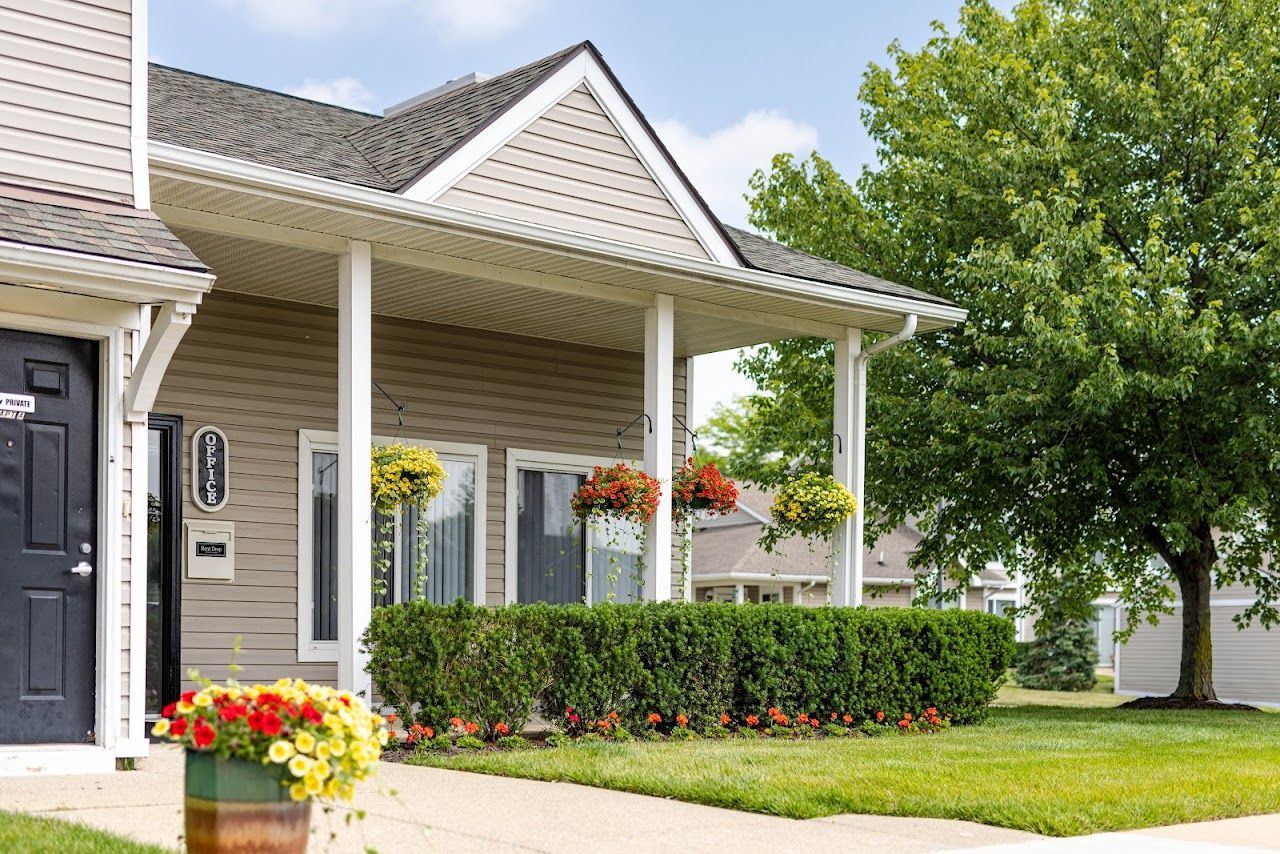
[995,672,1125,708]
[412,705,1280,836]
[0,811,170,853]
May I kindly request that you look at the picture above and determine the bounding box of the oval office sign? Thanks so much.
[192,426,229,512]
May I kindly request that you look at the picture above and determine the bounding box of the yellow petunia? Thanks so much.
[294,731,316,754]
[268,740,295,763]
[303,773,323,795]
[288,755,313,778]
[313,759,331,780]
[192,692,212,707]
[328,738,346,757]
[151,719,170,737]
[289,782,308,802]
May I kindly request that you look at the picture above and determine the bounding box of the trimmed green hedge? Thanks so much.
[364,602,1013,736]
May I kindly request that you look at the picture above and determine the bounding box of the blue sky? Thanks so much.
[151,0,977,425]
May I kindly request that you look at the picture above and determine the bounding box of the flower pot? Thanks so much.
[184,749,311,854]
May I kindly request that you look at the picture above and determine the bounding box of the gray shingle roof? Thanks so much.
[722,224,954,307]
[692,485,929,580]
[348,44,584,190]
[148,45,955,309]
[149,65,392,190]
[0,189,207,271]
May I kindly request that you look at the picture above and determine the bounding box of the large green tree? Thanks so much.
[721,0,1280,701]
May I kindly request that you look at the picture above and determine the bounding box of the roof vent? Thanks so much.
[383,72,492,117]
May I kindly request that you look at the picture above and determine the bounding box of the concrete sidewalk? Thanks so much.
[0,746,1275,853]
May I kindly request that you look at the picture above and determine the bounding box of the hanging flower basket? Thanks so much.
[371,443,447,513]
[153,676,389,853]
[571,462,661,525]
[671,458,739,517]
[758,472,857,554]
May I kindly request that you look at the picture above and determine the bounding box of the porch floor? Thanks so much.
[0,745,1270,852]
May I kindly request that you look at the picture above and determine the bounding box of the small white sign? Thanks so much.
[0,393,35,414]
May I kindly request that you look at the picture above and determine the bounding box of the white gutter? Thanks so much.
[848,314,918,606]
[0,240,213,303]
[148,142,967,329]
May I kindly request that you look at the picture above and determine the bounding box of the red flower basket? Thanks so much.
[671,458,738,517]
[571,463,661,525]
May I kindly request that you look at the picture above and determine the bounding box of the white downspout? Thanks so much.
[844,314,917,607]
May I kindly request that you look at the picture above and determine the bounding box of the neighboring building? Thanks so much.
[0,10,964,775]
[692,487,1020,622]
[1115,583,1280,706]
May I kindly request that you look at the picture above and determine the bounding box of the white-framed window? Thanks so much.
[297,430,487,662]
[504,448,645,605]
[986,596,1017,618]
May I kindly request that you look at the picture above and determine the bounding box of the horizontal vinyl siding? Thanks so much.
[438,85,710,259]
[866,584,914,608]
[0,1,133,203]
[156,291,684,686]
[1117,604,1280,704]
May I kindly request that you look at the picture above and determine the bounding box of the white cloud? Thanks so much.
[218,0,391,38]
[654,111,818,227]
[425,0,544,39]
[219,0,541,40]
[288,77,376,110]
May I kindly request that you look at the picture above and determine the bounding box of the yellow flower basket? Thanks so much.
[371,443,447,513]
[759,472,857,553]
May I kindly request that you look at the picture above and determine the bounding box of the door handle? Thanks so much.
[69,562,93,577]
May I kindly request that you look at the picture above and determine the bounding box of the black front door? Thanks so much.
[0,328,98,743]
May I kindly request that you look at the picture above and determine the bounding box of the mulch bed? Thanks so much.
[1118,696,1259,712]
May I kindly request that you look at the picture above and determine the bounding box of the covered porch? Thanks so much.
[145,143,961,697]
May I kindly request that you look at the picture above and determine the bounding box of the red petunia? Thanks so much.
[161,702,177,719]
[260,712,282,736]
[170,718,188,737]
[193,721,216,748]
[218,703,247,723]
[180,691,196,704]
[300,703,323,724]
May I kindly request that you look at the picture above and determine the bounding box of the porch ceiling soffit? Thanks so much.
[149,152,963,339]
[168,226,797,355]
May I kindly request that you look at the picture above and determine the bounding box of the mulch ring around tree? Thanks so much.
[1118,696,1259,712]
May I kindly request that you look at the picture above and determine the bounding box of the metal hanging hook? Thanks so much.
[372,379,406,441]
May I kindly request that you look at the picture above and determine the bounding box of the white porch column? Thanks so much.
[734,584,745,604]
[337,241,373,696]
[831,328,864,607]
[643,293,674,600]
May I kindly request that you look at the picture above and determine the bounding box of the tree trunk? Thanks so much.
[1171,556,1217,702]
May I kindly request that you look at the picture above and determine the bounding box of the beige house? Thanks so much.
[1115,582,1280,706]
[0,3,965,775]
[693,488,1019,618]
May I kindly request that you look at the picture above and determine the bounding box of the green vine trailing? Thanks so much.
[570,463,660,601]
[670,458,740,598]
[758,472,857,555]
[370,444,447,597]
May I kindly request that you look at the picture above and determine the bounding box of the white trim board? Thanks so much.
[0,305,130,761]
[150,142,966,330]
[0,240,212,304]
[402,50,739,266]
[296,430,488,663]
